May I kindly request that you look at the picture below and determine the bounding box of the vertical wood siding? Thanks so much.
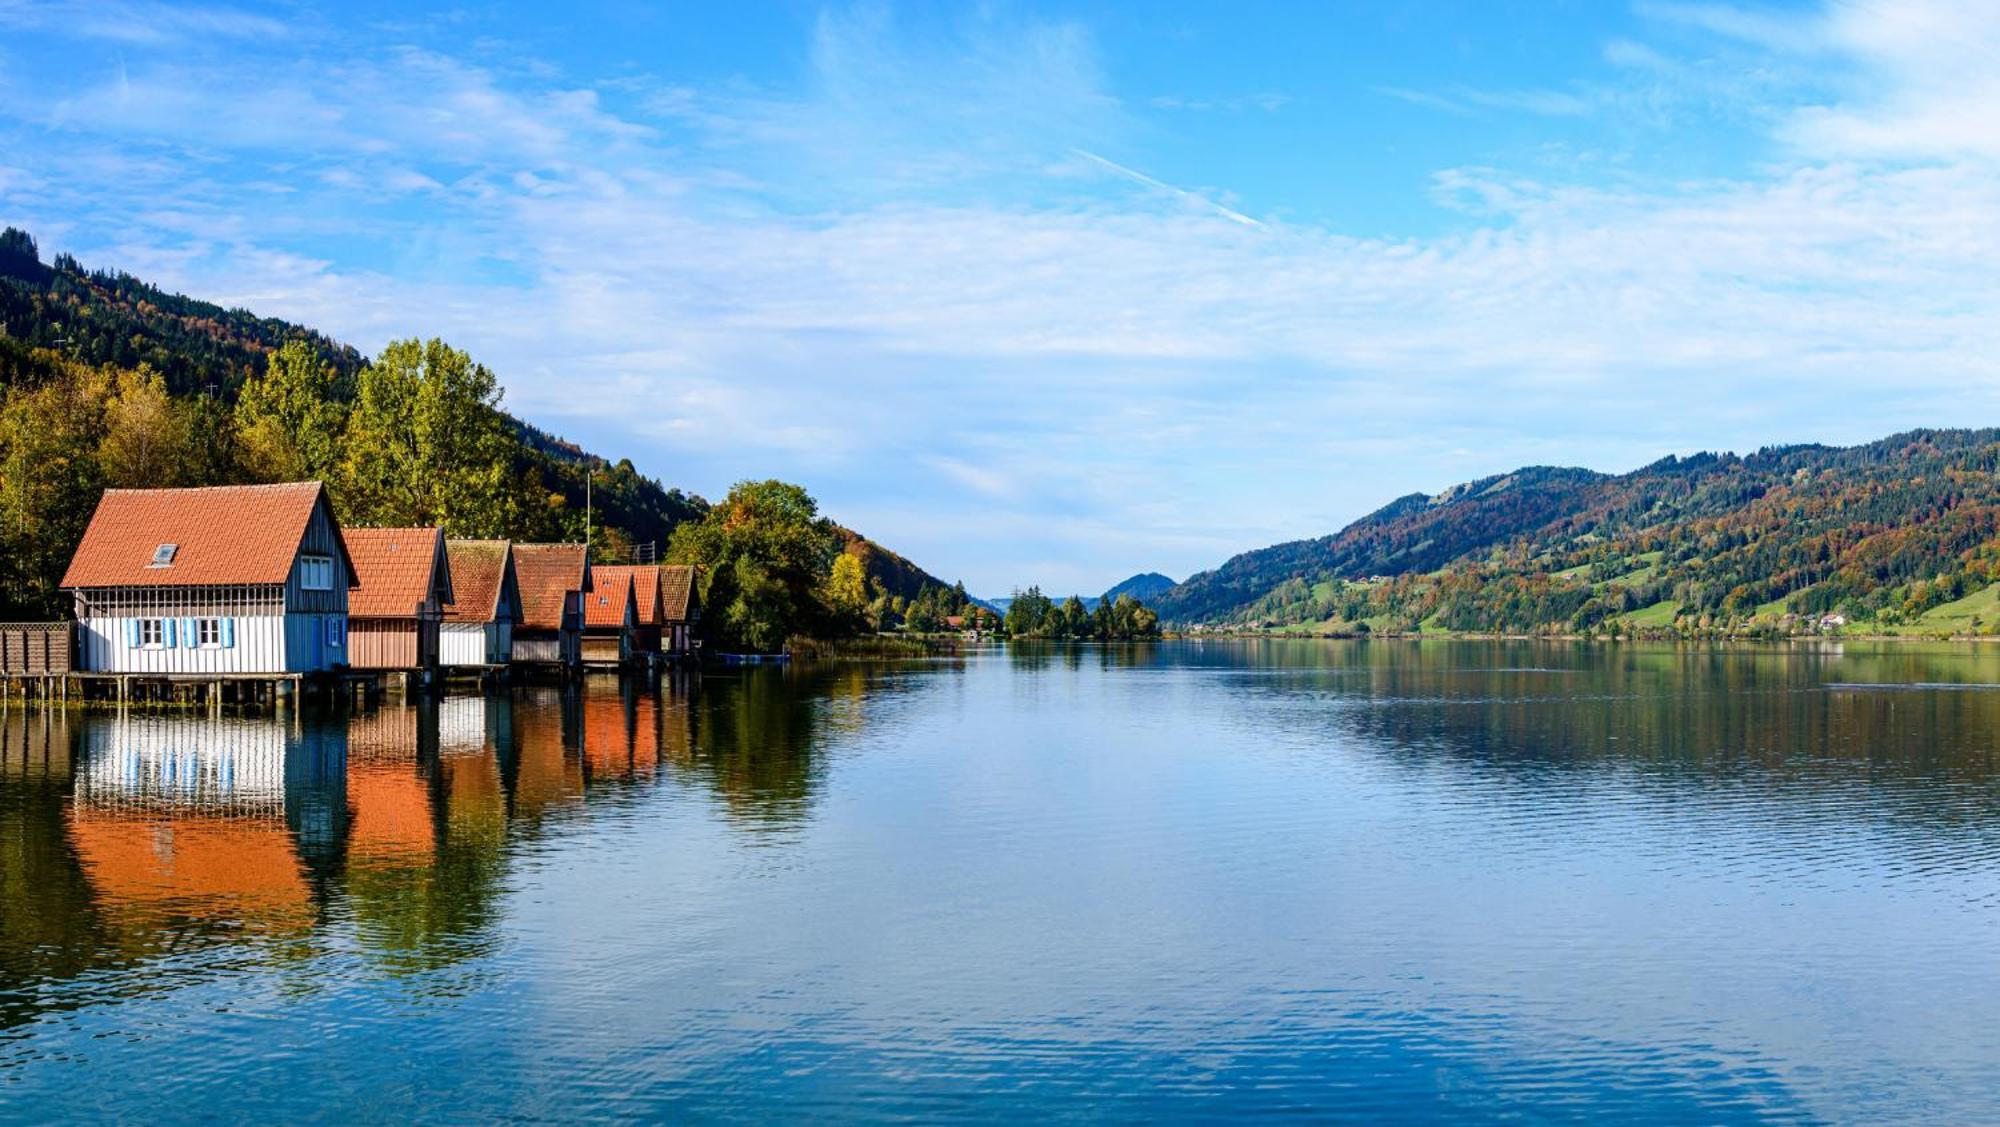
[440,624,486,666]
[285,499,351,615]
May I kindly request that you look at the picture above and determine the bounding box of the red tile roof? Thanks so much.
[592,566,660,624]
[512,544,590,630]
[344,528,450,619]
[61,482,348,589]
[584,569,634,628]
[443,540,513,624]
[660,565,697,622]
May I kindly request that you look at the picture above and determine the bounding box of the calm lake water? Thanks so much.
[6,640,2000,1122]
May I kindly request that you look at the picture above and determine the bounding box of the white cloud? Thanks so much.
[5,1,2000,590]
[0,0,289,45]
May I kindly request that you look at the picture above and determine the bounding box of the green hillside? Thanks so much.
[1156,436,2000,636]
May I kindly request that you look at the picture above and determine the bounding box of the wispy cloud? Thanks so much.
[3,1,1998,590]
[1067,149,1263,228]
[1377,84,1595,118]
[0,0,289,44]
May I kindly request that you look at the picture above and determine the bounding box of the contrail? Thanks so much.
[1070,148,1265,228]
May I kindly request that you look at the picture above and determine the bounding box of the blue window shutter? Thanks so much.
[181,618,196,648]
[125,619,140,647]
[221,618,236,649]
[163,619,176,648]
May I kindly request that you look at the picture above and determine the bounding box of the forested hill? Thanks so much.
[0,228,945,616]
[1156,433,2000,636]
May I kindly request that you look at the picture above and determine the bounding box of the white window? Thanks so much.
[140,619,163,647]
[198,618,220,647]
[300,554,334,591]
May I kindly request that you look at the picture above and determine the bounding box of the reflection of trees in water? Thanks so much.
[0,707,107,1031]
[1193,639,2000,842]
[669,664,884,829]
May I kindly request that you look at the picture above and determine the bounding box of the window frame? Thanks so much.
[139,618,163,648]
[299,554,335,591]
[197,618,221,648]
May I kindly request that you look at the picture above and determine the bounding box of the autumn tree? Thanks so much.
[339,338,525,535]
[0,366,107,617]
[668,479,841,652]
[236,340,347,483]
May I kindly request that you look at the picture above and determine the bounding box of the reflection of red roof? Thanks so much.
[584,570,634,628]
[660,565,697,622]
[62,482,348,588]
[67,809,312,930]
[593,566,659,624]
[444,540,512,624]
[344,528,451,618]
[513,544,590,630]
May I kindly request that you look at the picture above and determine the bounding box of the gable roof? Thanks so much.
[592,565,660,624]
[584,569,635,628]
[660,565,698,622]
[61,482,352,589]
[512,544,591,630]
[443,540,515,624]
[344,528,452,619]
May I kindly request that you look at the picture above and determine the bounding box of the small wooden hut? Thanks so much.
[581,568,636,667]
[441,540,520,668]
[342,528,453,676]
[511,544,591,670]
[660,565,700,659]
[61,482,355,674]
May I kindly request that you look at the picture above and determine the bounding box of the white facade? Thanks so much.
[441,620,512,666]
[73,596,347,674]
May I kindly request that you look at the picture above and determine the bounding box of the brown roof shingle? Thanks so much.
[512,544,590,630]
[61,482,344,589]
[660,565,697,622]
[443,540,512,624]
[344,528,450,619]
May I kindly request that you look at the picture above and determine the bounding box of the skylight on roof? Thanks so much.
[149,543,178,567]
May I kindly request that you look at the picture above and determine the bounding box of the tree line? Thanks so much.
[1003,587,1161,640]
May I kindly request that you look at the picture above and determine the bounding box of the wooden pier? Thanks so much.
[2,666,390,711]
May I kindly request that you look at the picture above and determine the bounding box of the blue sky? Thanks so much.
[3,1,1997,595]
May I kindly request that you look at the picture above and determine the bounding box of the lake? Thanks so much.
[5,640,2000,1122]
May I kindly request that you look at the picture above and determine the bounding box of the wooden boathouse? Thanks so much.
[511,544,590,672]
[441,540,520,670]
[581,566,638,668]
[61,482,357,677]
[660,565,700,661]
[592,565,661,658]
[342,527,454,680]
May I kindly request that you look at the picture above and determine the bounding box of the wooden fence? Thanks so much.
[0,623,73,676]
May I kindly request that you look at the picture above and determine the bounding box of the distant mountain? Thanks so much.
[1153,433,2000,635]
[982,572,1177,615]
[1101,572,1176,603]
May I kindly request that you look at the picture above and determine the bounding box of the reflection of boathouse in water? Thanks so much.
[66,713,349,936]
